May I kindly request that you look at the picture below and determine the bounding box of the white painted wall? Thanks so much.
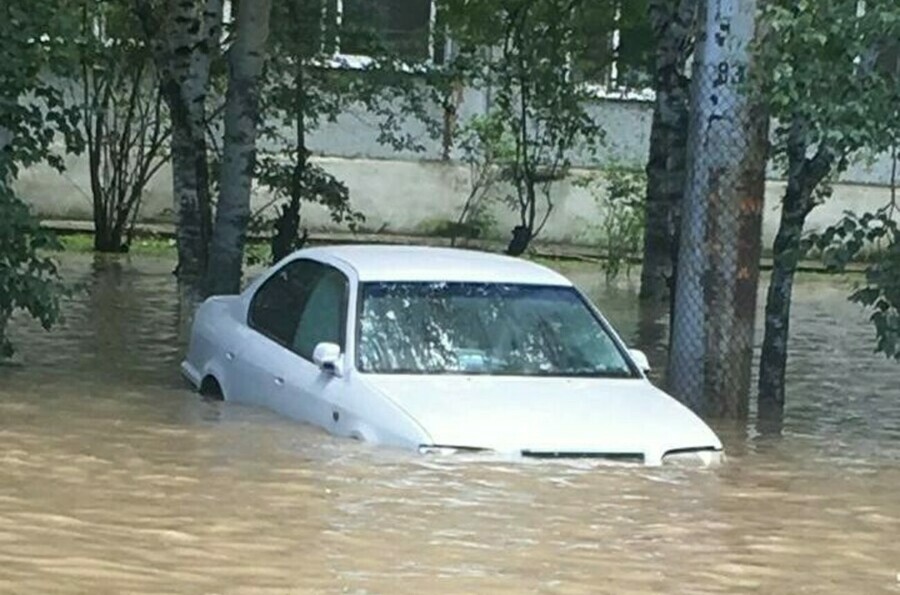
[16,153,895,251]
[12,89,897,250]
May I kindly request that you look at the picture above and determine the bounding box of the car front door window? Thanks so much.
[292,268,348,360]
[249,260,348,361]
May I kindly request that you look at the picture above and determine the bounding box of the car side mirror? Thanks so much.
[313,342,344,377]
[629,349,651,374]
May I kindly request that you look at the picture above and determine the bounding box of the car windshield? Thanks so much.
[357,282,636,377]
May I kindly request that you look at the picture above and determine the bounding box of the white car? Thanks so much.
[182,245,723,465]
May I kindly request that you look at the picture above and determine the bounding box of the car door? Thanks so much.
[229,259,320,411]
[232,258,349,430]
[273,265,349,430]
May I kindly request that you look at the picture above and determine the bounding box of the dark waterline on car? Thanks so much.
[1,253,898,593]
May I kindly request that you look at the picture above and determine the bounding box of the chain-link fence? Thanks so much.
[667,57,769,419]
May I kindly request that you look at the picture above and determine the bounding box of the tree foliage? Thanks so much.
[446,112,512,245]
[441,0,605,255]
[1,0,83,176]
[758,0,900,382]
[258,0,450,263]
[74,0,169,253]
[586,166,646,281]
[806,198,900,360]
[758,0,899,185]
[0,0,84,358]
[256,0,360,262]
[0,182,68,358]
[755,0,900,414]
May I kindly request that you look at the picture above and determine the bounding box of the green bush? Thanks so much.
[581,166,647,281]
[806,206,900,360]
[424,204,499,243]
[0,183,67,358]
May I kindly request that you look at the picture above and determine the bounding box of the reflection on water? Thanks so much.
[1,254,898,593]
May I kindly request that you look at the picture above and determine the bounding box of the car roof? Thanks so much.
[297,245,572,286]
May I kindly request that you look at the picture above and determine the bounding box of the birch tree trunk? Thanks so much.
[206,0,272,295]
[136,0,222,284]
[639,0,697,305]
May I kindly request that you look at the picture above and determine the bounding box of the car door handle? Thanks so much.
[273,376,285,386]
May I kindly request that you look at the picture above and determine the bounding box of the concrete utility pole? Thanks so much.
[667,0,769,418]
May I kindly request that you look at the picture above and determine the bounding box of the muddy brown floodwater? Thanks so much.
[1,254,898,594]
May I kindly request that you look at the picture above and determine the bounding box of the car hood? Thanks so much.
[362,375,722,464]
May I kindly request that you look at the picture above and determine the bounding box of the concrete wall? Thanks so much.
[17,153,895,251]
[14,94,898,250]
[302,89,900,187]
[300,88,898,185]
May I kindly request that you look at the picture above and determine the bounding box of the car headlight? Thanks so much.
[662,448,724,467]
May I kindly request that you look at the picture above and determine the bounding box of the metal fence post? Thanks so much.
[668,0,769,418]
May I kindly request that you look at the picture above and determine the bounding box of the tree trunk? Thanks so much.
[93,222,119,252]
[271,58,308,264]
[86,92,114,252]
[0,126,10,154]
[758,130,835,431]
[137,0,223,283]
[639,0,696,304]
[756,41,882,431]
[506,225,532,256]
[757,189,807,430]
[506,177,537,256]
[168,119,212,277]
[206,0,272,295]
[0,128,12,356]
[0,125,11,184]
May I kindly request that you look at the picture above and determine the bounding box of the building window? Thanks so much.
[335,0,440,64]
[613,0,654,90]
[572,0,654,95]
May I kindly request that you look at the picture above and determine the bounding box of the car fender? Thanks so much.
[340,374,433,449]
[183,295,244,397]
[200,360,230,399]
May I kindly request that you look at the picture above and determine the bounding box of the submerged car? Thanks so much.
[182,245,722,465]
